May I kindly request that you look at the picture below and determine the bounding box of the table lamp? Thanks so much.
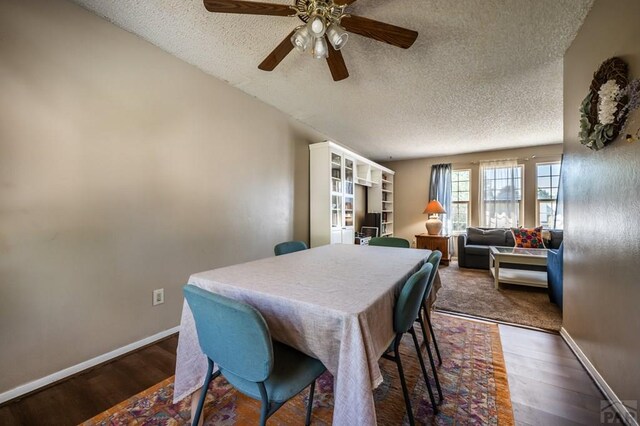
[423,199,446,235]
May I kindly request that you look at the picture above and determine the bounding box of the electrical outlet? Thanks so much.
[152,288,164,306]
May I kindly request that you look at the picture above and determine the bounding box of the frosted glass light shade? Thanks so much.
[327,24,348,50]
[308,15,326,37]
[312,36,328,59]
[291,26,312,52]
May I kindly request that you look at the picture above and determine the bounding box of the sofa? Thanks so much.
[457,227,563,270]
[547,242,564,310]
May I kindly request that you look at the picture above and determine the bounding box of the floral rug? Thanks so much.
[81,313,513,425]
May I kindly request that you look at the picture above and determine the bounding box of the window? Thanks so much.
[451,169,470,232]
[536,162,561,228]
[480,164,523,228]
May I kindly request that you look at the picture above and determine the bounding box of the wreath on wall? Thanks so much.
[579,57,629,151]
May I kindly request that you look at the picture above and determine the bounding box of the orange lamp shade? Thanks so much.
[423,199,446,215]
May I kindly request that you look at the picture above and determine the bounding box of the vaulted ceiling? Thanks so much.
[72,0,592,161]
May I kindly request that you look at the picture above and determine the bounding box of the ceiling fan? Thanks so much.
[203,0,418,81]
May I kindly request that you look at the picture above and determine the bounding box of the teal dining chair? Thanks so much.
[416,251,444,404]
[382,264,438,425]
[274,240,308,256]
[183,285,326,426]
[369,237,411,248]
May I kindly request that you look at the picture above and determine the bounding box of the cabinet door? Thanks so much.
[330,229,343,244]
[330,152,343,234]
[331,152,342,193]
[344,158,354,197]
[341,228,354,245]
[344,157,355,230]
[331,194,343,230]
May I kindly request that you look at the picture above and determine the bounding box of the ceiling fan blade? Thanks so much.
[341,15,418,49]
[333,0,357,5]
[326,40,349,81]
[203,0,296,16]
[258,30,296,71]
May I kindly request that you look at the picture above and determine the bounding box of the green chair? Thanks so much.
[369,237,411,248]
[382,264,438,425]
[416,251,444,404]
[183,285,326,426]
[274,241,308,256]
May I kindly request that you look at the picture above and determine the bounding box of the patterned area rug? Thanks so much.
[436,261,562,331]
[81,313,513,425]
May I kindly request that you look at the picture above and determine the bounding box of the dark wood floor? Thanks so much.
[0,335,178,426]
[0,321,615,426]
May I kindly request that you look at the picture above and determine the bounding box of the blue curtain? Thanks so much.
[429,163,452,235]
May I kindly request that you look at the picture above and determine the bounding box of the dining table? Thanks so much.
[173,243,439,426]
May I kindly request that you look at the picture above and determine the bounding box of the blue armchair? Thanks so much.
[547,242,564,310]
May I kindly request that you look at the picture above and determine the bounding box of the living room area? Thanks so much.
[385,143,565,332]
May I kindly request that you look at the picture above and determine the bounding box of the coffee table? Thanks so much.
[489,246,548,289]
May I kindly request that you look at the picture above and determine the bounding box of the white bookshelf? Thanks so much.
[310,142,394,246]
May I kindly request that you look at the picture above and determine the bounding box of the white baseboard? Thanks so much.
[560,327,638,426]
[0,326,180,405]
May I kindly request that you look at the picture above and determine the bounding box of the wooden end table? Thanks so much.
[415,233,451,265]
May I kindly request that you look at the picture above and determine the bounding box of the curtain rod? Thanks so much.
[468,154,560,165]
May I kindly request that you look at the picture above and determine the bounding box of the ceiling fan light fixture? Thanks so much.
[308,15,326,38]
[312,36,328,59]
[291,25,312,52]
[326,23,348,50]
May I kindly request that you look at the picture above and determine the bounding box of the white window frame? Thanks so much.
[536,161,561,228]
[480,164,524,227]
[451,169,471,233]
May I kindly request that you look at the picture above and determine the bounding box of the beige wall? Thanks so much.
[0,0,322,393]
[384,145,562,244]
[563,0,640,401]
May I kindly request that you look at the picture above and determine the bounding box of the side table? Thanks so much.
[415,234,451,265]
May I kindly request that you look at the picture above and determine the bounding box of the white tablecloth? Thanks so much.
[173,244,431,426]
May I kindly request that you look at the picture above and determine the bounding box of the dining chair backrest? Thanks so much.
[419,250,442,299]
[394,264,432,333]
[369,237,411,248]
[274,241,308,256]
[424,250,442,283]
[183,285,273,383]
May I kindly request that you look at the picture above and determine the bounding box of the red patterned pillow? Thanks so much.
[511,227,545,248]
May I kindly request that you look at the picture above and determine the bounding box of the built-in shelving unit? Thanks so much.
[365,165,395,238]
[310,142,394,246]
[380,174,394,236]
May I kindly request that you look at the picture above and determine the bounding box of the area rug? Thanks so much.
[81,313,513,425]
[435,261,562,331]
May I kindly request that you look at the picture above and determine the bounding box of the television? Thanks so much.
[360,226,379,238]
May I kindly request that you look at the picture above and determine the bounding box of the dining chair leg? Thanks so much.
[409,326,439,414]
[192,359,219,426]
[423,302,443,365]
[393,334,416,426]
[305,380,316,426]
[258,382,270,426]
[417,311,443,403]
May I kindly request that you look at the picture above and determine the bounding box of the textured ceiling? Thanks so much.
[72,0,592,161]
